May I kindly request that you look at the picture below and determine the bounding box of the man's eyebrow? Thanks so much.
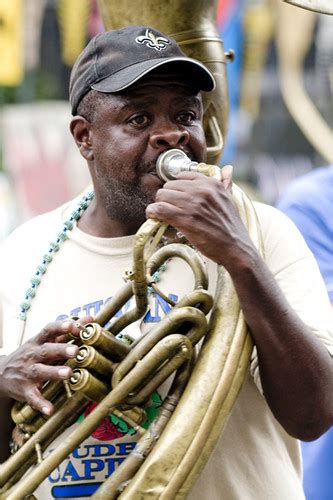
[118,96,158,110]
[116,92,202,113]
[119,94,202,111]
[173,95,202,110]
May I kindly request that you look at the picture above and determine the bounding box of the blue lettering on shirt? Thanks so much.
[56,293,178,323]
[52,483,100,498]
[144,293,177,322]
[48,441,136,497]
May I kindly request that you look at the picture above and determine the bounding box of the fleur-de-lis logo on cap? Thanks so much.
[135,29,170,51]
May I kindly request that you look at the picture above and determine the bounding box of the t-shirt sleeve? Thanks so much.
[249,203,333,392]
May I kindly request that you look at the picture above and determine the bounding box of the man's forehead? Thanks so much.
[124,70,201,95]
[91,72,203,112]
[117,82,202,109]
[117,82,200,106]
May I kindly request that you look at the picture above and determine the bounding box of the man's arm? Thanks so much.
[228,249,332,441]
[147,172,333,441]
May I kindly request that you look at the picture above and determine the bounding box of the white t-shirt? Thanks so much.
[1,197,332,499]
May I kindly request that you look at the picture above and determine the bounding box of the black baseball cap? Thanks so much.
[69,25,216,115]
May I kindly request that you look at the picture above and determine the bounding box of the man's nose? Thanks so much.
[149,121,190,149]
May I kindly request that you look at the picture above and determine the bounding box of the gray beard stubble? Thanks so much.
[104,179,152,224]
[96,160,155,225]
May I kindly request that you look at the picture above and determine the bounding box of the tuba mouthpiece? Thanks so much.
[156,149,199,182]
[156,148,222,181]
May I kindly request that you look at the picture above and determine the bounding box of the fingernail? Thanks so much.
[58,367,70,377]
[66,346,77,357]
[61,320,72,331]
[42,406,51,416]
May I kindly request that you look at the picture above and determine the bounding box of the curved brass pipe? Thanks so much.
[0,393,88,494]
[276,0,333,162]
[116,185,263,499]
[283,0,333,15]
[0,212,214,498]
[94,358,193,500]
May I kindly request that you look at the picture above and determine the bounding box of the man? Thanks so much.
[277,166,333,500]
[0,26,332,499]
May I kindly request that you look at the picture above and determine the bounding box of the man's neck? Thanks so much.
[77,200,144,238]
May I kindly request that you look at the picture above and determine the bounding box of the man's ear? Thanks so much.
[70,116,94,161]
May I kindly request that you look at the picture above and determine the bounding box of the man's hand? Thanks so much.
[0,317,92,416]
[146,169,252,268]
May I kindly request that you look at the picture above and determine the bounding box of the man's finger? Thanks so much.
[146,201,183,222]
[37,320,77,344]
[25,386,54,416]
[29,363,74,382]
[37,318,92,344]
[36,342,79,364]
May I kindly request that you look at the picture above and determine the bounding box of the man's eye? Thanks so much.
[128,114,150,126]
[177,112,196,124]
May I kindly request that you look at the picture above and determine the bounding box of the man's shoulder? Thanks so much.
[0,198,78,259]
[252,200,292,227]
[6,198,79,242]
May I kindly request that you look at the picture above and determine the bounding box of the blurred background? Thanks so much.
[0,0,332,237]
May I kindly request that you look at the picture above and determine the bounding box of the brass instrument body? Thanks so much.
[116,184,262,499]
[0,214,214,498]
[0,178,263,499]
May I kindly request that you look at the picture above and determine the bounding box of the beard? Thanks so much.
[103,179,153,225]
[95,158,157,227]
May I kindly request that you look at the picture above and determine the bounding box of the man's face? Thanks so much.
[87,76,206,229]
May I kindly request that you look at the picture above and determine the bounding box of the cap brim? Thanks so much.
[91,57,215,94]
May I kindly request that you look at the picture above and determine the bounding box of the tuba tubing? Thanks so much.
[105,155,264,499]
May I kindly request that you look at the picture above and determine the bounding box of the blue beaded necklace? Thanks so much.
[18,190,95,321]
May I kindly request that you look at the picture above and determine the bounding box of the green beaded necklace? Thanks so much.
[18,191,95,321]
